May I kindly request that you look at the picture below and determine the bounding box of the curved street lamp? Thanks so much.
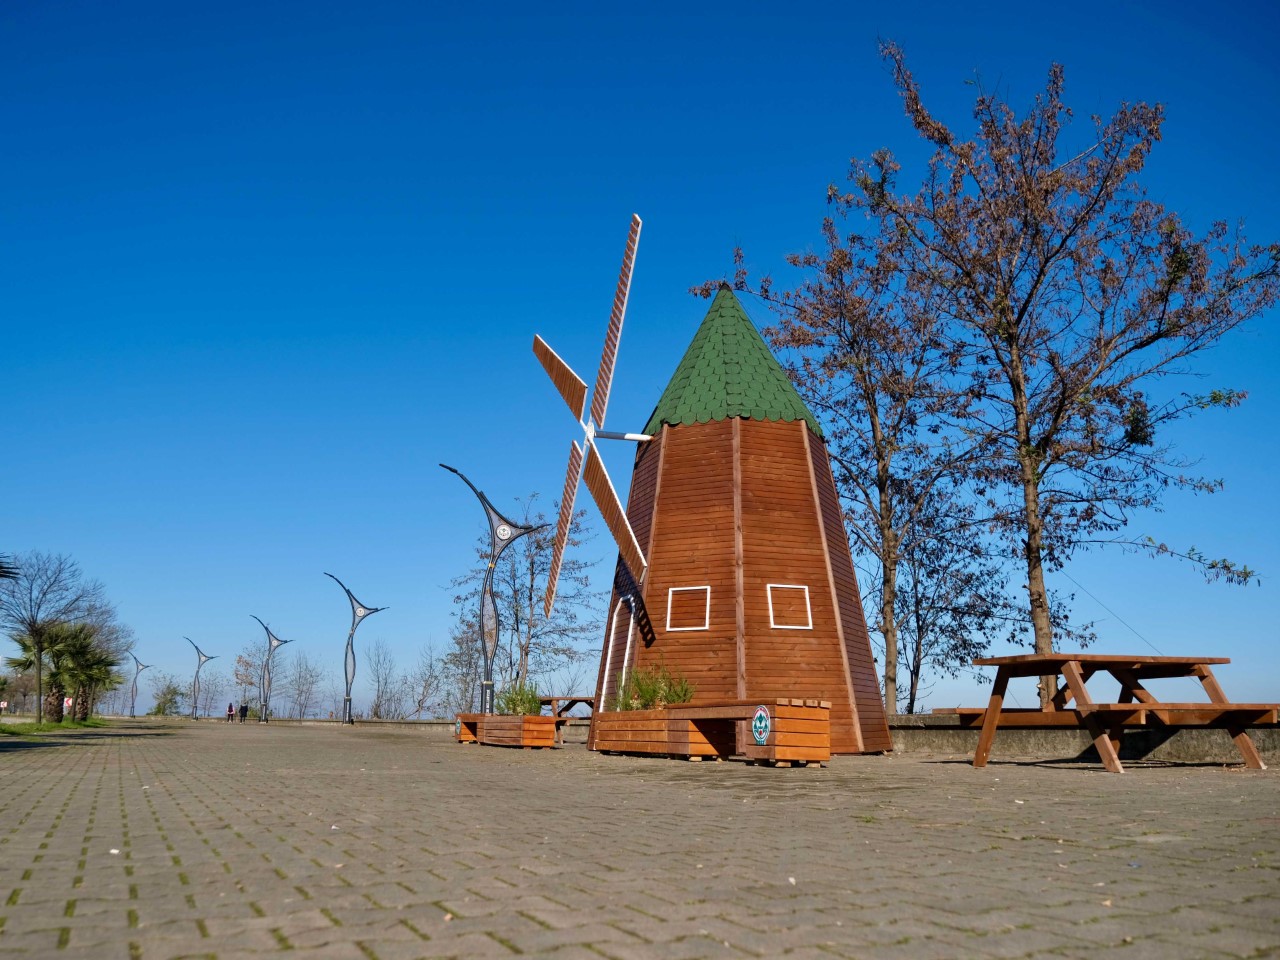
[185,638,217,720]
[129,653,151,719]
[324,572,387,725]
[251,616,293,723]
[440,464,545,714]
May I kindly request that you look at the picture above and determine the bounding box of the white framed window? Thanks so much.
[666,586,711,631]
[767,584,812,630]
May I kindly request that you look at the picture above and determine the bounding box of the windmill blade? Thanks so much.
[589,213,641,430]
[582,440,647,585]
[543,440,584,619]
[533,336,588,422]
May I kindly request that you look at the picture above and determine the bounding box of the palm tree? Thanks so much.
[5,622,117,722]
[58,625,122,720]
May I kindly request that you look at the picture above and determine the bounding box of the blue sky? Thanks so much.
[5,0,1278,712]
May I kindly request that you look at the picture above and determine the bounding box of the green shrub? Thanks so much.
[495,681,542,716]
[611,662,695,711]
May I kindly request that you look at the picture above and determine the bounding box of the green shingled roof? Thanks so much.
[643,285,822,437]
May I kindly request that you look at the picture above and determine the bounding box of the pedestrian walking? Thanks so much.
[238,703,248,723]
[226,702,235,722]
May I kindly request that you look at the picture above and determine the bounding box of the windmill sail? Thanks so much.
[535,214,648,618]
[590,213,641,429]
[533,336,588,421]
[583,443,646,586]
[544,440,585,617]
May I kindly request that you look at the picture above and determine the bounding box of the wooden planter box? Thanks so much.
[455,713,558,749]
[592,699,831,764]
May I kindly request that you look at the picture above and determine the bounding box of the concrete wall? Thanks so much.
[254,715,1278,764]
[888,713,1279,764]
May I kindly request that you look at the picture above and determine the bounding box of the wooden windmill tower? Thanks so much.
[534,222,890,754]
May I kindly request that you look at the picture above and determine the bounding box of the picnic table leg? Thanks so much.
[1195,666,1268,770]
[1062,660,1125,773]
[973,669,1009,768]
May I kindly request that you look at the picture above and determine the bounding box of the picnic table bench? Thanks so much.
[936,654,1278,773]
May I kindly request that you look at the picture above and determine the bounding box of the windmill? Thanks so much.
[534,213,650,623]
[184,637,216,720]
[441,464,544,714]
[324,572,387,725]
[129,653,151,719]
[251,616,293,723]
[535,278,893,755]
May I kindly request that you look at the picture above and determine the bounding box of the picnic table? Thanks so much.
[539,696,595,717]
[937,653,1278,773]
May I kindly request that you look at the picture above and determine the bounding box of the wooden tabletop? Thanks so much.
[974,653,1231,667]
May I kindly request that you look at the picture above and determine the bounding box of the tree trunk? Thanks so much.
[44,682,65,723]
[1017,457,1056,708]
[34,641,44,724]
[881,558,899,714]
[1008,343,1056,708]
[906,560,925,714]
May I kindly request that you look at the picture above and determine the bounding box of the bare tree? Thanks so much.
[449,496,602,694]
[366,637,407,719]
[285,652,326,719]
[233,639,266,706]
[439,619,483,715]
[199,669,229,719]
[405,643,445,719]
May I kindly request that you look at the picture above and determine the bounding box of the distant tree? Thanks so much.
[405,643,445,719]
[6,667,36,714]
[198,669,230,720]
[147,671,186,716]
[448,496,602,693]
[830,43,1280,704]
[439,619,484,714]
[6,621,121,722]
[57,623,122,720]
[233,640,266,705]
[366,637,408,719]
[284,652,325,719]
[0,555,113,721]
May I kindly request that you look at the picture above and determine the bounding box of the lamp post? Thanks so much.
[129,653,150,719]
[251,616,292,723]
[185,638,216,720]
[440,464,544,715]
[324,572,386,725]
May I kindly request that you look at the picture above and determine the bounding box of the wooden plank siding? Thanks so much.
[589,417,892,755]
[809,436,893,752]
[589,431,663,746]
[740,419,863,754]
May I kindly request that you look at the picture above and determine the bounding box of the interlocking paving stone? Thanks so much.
[0,721,1276,959]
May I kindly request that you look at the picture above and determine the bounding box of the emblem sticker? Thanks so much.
[751,704,771,745]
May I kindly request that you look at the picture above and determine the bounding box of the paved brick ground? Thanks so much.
[0,720,1276,960]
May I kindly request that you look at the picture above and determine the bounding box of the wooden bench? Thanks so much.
[942,654,1278,773]
[938,704,1280,727]
[592,698,831,765]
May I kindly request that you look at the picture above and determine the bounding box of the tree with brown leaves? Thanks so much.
[836,43,1280,704]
